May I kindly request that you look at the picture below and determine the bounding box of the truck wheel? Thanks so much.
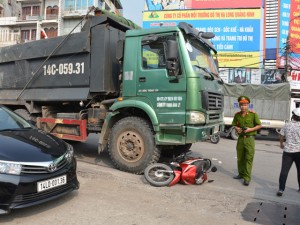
[230,128,239,140]
[108,117,160,174]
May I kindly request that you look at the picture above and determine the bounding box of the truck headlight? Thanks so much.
[0,161,22,175]
[189,111,206,124]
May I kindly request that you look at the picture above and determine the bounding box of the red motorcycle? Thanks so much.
[144,152,217,187]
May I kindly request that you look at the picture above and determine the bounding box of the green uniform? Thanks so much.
[231,111,261,182]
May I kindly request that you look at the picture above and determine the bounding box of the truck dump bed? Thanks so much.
[0,14,133,103]
[223,83,291,121]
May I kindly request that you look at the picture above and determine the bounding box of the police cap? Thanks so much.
[292,108,300,117]
[238,96,250,104]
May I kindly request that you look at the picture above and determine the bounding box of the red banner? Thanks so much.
[290,0,300,54]
[187,0,262,9]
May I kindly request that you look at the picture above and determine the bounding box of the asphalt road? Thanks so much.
[1,134,299,225]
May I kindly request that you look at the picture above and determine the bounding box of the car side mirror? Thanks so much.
[166,40,179,77]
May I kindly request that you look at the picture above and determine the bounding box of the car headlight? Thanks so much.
[189,111,206,124]
[65,143,74,163]
[0,161,22,175]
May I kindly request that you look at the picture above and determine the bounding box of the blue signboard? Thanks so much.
[143,19,260,52]
[278,0,291,53]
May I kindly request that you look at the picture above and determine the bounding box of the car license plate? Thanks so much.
[213,125,219,134]
[37,175,67,192]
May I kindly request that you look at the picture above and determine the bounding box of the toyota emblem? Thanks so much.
[48,163,57,172]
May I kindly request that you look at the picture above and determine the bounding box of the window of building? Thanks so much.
[105,3,110,11]
[0,7,3,17]
[46,5,59,19]
[46,6,52,15]
[98,1,103,9]
[52,5,59,15]
[32,6,40,16]
[21,30,30,42]
[65,0,74,11]
[22,7,31,16]
[44,27,58,38]
[64,0,94,11]
[31,29,36,40]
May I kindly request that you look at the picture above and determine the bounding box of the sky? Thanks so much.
[120,0,144,26]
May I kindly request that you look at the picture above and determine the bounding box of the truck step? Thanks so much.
[56,113,79,119]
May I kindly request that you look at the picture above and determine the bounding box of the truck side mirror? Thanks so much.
[214,58,219,72]
[116,40,124,61]
[166,40,179,77]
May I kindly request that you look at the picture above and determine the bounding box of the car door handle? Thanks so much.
[139,77,146,82]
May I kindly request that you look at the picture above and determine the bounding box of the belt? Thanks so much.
[240,135,254,138]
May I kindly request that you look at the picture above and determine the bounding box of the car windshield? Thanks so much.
[0,106,32,131]
[185,37,218,77]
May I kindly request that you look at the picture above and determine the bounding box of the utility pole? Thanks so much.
[285,33,290,82]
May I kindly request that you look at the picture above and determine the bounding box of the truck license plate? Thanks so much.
[37,175,67,192]
[213,125,219,134]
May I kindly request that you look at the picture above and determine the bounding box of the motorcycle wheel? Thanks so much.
[144,163,174,187]
[210,133,220,144]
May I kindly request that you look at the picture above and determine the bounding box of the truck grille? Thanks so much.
[209,113,221,120]
[202,91,223,111]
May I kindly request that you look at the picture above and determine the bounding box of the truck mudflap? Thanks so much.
[36,117,87,141]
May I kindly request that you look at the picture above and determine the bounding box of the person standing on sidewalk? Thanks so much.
[231,96,262,186]
[277,108,300,196]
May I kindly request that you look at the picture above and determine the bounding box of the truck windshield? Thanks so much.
[185,38,218,78]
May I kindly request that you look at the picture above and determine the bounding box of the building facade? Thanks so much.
[142,0,300,86]
[0,0,123,47]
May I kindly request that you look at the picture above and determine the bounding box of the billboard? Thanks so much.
[143,9,262,68]
[289,70,300,89]
[219,68,285,84]
[289,0,300,55]
[144,0,263,11]
[219,68,262,84]
[189,0,262,9]
[278,0,300,69]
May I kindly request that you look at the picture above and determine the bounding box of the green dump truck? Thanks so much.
[0,11,224,173]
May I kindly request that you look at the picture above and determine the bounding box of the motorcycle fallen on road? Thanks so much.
[144,152,217,187]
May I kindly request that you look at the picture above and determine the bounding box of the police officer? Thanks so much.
[231,96,262,186]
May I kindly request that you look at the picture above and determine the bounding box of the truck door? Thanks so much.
[137,35,186,124]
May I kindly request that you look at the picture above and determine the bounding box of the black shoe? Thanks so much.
[277,190,283,196]
[243,180,250,186]
[233,175,242,179]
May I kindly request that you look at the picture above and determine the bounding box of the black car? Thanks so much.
[0,105,79,214]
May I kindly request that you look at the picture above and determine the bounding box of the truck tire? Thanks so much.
[230,128,239,140]
[108,117,160,174]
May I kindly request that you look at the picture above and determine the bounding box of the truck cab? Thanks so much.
[105,22,224,169]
